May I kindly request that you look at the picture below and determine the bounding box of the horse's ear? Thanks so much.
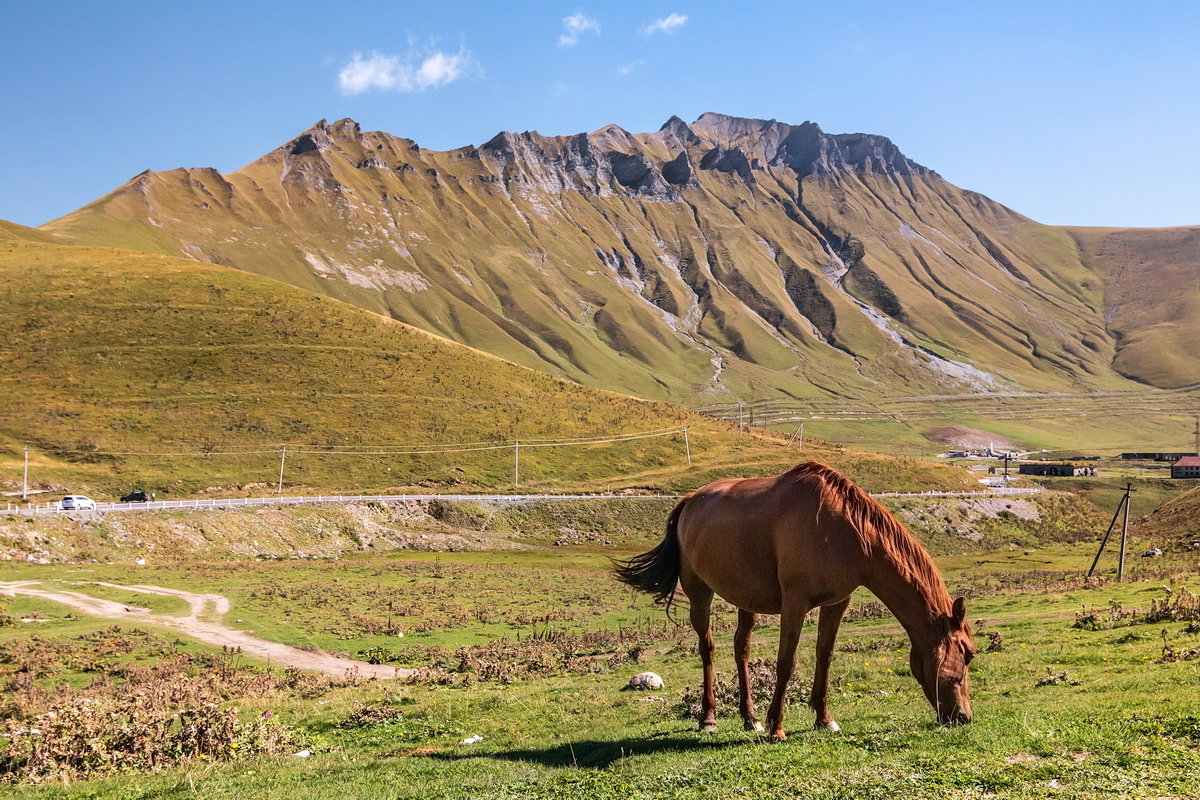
[951,596,967,628]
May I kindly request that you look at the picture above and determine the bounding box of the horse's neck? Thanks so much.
[863,555,947,644]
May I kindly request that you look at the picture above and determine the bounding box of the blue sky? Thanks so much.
[2,1,1197,228]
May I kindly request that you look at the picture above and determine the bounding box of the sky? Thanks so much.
[1,1,1198,229]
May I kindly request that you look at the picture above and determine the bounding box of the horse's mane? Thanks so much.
[790,461,952,617]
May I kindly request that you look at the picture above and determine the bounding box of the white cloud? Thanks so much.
[642,12,687,36]
[558,11,600,47]
[617,60,644,76]
[338,47,476,95]
[415,50,467,89]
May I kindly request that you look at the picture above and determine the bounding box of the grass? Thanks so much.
[2,533,1199,797]
[750,388,1200,459]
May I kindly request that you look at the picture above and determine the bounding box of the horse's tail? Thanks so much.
[614,497,686,606]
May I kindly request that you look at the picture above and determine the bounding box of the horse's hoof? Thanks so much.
[745,721,765,733]
[699,722,718,733]
[768,731,788,743]
[814,720,841,732]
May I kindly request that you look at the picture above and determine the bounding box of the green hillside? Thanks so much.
[0,236,975,499]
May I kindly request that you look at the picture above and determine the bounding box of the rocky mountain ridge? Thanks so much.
[41,113,1200,404]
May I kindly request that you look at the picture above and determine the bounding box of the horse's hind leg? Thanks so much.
[735,609,764,732]
[766,598,810,741]
[683,578,718,732]
[810,598,850,732]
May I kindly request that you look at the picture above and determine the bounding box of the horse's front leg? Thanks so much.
[735,609,763,732]
[766,598,810,741]
[810,598,850,731]
[686,583,718,732]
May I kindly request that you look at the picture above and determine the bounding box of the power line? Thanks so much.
[35,427,692,458]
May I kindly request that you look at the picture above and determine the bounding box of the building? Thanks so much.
[1171,456,1200,479]
[1019,462,1088,477]
[1121,452,1197,462]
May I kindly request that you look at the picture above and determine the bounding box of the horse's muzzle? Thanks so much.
[940,708,972,726]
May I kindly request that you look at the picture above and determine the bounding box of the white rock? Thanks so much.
[459,735,484,745]
[293,749,311,758]
[627,671,665,690]
[135,558,146,565]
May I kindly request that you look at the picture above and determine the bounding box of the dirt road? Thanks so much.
[0,580,411,680]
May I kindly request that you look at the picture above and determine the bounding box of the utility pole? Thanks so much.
[21,444,29,501]
[786,422,805,451]
[1003,453,1011,479]
[277,446,287,494]
[1088,482,1136,580]
[683,428,692,466]
[738,401,744,435]
[514,441,520,488]
[1117,481,1133,582]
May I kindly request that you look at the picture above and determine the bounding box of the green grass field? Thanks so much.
[2,510,1199,798]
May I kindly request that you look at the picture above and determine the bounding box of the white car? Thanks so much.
[60,495,97,511]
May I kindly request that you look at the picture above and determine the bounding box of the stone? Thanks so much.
[627,671,664,690]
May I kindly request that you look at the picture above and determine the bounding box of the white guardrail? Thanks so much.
[5,487,1041,516]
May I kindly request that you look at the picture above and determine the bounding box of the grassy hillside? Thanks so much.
[0,237,975,500]
[702,387,1200,457]
[1138,483,1200,547]
[1066,225,1200,388]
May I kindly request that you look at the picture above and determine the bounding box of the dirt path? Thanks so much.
[0,580,411,680]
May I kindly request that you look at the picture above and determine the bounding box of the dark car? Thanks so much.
[120,491,149,503]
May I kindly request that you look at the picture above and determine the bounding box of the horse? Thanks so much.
[615,461,974,739]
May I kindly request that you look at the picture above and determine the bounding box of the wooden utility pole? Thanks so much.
[1088,482,1136,580]
[786,422,805,450]
[277,446,287,494]
[21,445,29,501]
[683,428,692,466]
[1117,482,1133,581]
[514,441,520,488]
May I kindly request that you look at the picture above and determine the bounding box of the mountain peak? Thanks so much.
[658,114,699,145]
[684,113,927,178]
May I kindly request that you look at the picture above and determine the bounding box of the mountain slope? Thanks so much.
[41,113,1198,404]
[1,237,979,496]
[1065,225,1200,388]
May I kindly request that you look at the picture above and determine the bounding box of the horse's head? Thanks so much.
[910,596,975,725]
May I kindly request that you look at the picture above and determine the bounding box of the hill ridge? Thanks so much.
[39,113,1200,404]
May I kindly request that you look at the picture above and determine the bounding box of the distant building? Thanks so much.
[1171,456,1200,479]
[1019,462,1087,477]
[1121,452,1197,462]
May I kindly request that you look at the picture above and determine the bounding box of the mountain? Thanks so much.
[41,113,1200,404]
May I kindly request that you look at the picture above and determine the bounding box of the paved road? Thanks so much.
[7,488,1040,516]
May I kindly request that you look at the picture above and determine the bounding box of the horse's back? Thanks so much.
[676,468,863,613]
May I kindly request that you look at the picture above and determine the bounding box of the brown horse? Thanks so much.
[616,461,974,739]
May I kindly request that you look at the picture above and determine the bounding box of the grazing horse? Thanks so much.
[615,461,974,739]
